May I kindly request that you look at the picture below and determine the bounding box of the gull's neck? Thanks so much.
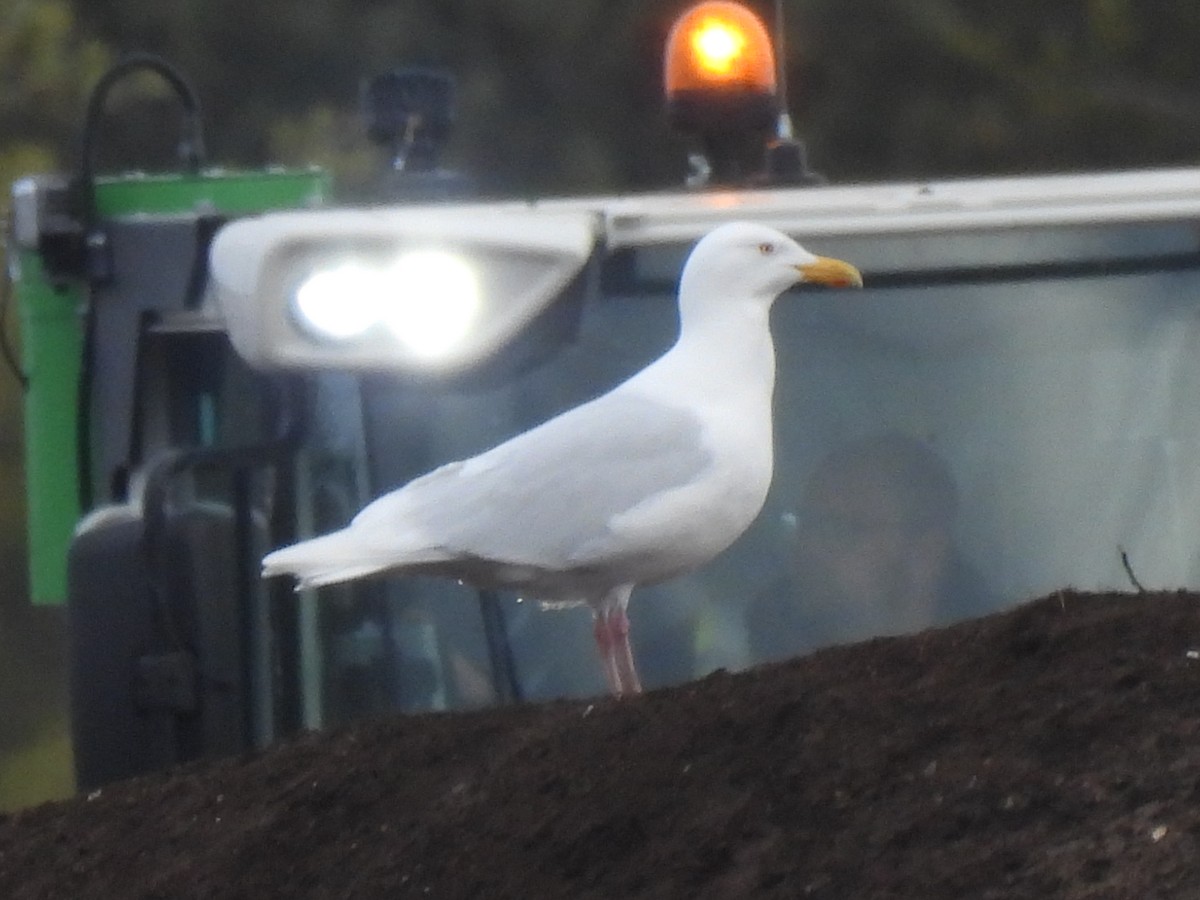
[636,293,779,405]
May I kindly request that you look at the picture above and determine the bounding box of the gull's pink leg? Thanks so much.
[608,606,643,695]
[591,586,640,697]
[593,615,623,696]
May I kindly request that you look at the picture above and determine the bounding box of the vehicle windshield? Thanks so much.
[294,218,1200,723]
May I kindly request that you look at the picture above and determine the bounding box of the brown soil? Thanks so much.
[1,590,1199,899]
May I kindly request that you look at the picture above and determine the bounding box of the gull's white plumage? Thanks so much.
[263,221,862,694]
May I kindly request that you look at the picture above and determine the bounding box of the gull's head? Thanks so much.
[680,222,863,308]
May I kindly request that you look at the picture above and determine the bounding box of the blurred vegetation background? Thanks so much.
[3,0,1200,810]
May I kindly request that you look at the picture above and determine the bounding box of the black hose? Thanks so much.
[0,236,28,390]
[74,53,207,510]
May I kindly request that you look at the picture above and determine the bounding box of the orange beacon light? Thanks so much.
[664,1,779,136]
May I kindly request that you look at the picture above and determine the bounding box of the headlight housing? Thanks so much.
[209,206,598,374]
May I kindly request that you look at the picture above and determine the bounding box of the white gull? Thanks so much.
[263,221,862,695]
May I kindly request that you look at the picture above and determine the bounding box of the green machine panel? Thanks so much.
[13,167,329,605]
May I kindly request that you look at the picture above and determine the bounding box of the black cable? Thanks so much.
[77,53,205,229]
[0,229,29,390]
[74,53,207,510]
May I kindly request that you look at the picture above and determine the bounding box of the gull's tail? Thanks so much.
[263,529,399,590]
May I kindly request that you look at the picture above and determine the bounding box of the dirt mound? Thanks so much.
[2,590,1199,899]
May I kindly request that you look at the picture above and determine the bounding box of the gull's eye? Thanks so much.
[758,242,774,255]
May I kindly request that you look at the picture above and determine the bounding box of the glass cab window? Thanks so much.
[288,216,1200,724]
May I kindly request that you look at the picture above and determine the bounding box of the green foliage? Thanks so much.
[56,0,1200,192]
[797,0,1200,179]
[0,0,110,188]
[70,0,679,193]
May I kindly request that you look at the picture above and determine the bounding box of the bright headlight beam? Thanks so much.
[294,262,383,340]
[292,250,481,362]
[212,208,596,373]
[381,250,482,360]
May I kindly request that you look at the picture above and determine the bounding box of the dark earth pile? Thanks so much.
[2,590,1199,899]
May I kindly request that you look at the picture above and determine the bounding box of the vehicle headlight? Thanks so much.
[289,250,483,362]
[292,261,384,341]
[210,206,597,374]
[377,250,481,358]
